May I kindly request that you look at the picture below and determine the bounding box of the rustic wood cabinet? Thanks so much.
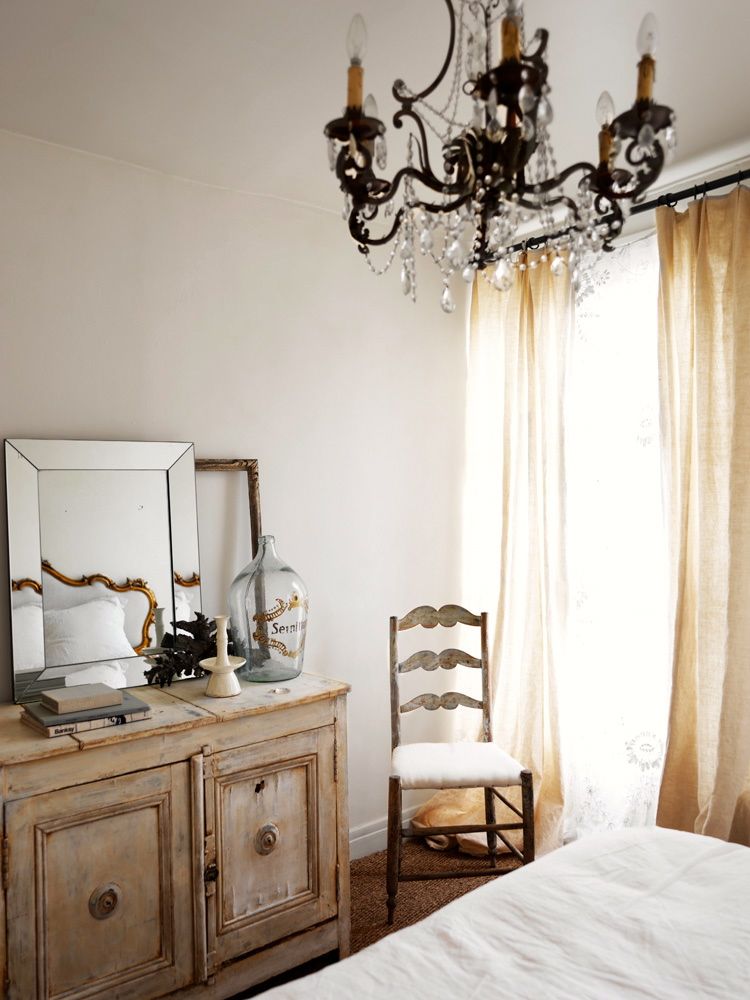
[0,673,350,999]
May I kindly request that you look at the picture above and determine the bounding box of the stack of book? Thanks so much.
[21,683,152,738]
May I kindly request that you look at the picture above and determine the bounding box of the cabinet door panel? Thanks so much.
[209,727,337,965]
[6,763,194,999]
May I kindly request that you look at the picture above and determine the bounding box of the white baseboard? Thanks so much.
[349,805,420,860]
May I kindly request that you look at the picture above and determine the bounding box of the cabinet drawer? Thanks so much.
[5,763,194,1000]
[207,726,337,966]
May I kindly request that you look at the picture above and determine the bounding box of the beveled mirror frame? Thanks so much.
[5,439,201,702]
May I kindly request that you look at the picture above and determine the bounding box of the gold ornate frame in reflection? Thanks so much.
[11,577,43,595]
[174,571,201,587]
[12,561,158,654]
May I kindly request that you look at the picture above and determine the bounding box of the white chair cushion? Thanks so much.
[391,741,525,790]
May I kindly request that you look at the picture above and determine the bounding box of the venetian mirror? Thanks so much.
[5,439,201,702]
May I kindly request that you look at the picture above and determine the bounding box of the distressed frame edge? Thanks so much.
[194,459,261,560]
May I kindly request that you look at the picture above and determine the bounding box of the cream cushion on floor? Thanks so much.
[391,741,525,789]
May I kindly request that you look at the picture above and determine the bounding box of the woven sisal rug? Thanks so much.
[351,838,519,952]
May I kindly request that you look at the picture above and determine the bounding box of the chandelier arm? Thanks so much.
[392,109,435,177]
[591,142,665,204]
[392,0,456,105]
[375,163,465,204]
[515,192,580,217]
[344,158,467,247]
[392,108,474,197]
[348,206,405,248]
[623,143,665,194]
[553,161,598,188]
[523,28,549,63]
[415,193,473,215]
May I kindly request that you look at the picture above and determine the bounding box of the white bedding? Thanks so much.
[259,828,750,999]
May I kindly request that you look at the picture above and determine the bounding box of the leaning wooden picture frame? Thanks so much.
[143,458,264,688]
[195,458,262,560]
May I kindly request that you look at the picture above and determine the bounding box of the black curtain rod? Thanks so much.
[501,166,748,258]
[630,167,749,215]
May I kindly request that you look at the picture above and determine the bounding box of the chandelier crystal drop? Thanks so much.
[324,1,676,310]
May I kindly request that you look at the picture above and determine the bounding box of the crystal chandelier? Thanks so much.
[324,0,676,311]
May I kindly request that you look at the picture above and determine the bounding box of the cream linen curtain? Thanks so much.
[413,259,571,854]
[656,187,750,839]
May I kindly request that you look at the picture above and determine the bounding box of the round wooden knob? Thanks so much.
[254,823,280,855]
[89,882,121,920]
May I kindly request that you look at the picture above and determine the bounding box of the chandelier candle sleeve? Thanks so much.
[636,13,657,101]
[346,13,367,109]
[596,91,616,165]
[501,11,521,61]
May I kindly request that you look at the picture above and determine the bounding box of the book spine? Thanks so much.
[22,711,151,737]
[40,696,122,714]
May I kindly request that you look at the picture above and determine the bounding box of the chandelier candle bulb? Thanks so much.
[637,12,658,57]
[346,13,367,62]
[595,90,615,128]
[363,93,378,118]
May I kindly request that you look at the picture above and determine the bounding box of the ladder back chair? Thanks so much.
[386,603,534,924]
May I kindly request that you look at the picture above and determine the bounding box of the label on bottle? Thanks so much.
[252,594,308,659]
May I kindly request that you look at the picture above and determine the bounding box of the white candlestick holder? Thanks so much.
[199,615,245,697]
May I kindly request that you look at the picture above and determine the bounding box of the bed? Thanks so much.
[259,827,750,999]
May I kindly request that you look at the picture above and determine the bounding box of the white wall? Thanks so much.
[0,129,466,845]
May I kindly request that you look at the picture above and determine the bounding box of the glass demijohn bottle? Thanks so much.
[228,535,308,683]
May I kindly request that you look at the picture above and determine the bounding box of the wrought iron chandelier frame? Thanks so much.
[325,0,675,276]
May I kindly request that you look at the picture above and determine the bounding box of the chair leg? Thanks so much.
[521,769,535,864]
[484,787,498,867]
[386,777,402,924]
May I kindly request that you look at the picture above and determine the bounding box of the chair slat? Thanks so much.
[399,648,481,673]
[400,691,483,713]
[404,822,525,837]
[397,604,482,630]
[399,867,515,881]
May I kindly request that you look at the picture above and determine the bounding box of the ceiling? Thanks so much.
[0,0,748,213]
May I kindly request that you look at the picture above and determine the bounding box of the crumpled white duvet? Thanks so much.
[259,827,750,1000]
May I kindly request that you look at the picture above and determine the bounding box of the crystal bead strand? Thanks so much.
[365,240,398,277]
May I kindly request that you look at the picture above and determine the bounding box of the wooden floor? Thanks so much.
[243,839,519,996]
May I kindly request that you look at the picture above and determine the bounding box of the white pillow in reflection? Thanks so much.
[12,604,45,672]
[12,588,43,609]
[175,590,195,624]
[65,661,129,688]
[44,599,136,668]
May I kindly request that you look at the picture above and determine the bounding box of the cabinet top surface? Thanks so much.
[0,672,350,765]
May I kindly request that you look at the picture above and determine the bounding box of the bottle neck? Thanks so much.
[256,534,278,560]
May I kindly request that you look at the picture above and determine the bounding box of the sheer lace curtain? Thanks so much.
[562,235,671,840]
[458,235,672,847]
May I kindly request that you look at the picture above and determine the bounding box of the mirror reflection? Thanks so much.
[5,439,202,701]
